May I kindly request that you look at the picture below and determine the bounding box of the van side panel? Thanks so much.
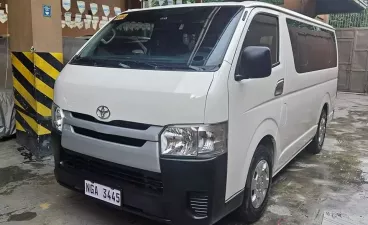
[275,15,338,171]
[225,8,284,200]
[225,11,338,200]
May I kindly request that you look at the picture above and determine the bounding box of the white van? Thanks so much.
[52,1,337,224]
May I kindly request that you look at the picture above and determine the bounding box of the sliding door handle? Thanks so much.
[275,79,284,96]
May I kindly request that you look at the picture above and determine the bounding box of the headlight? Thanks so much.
[52,103,65,132]
[160,122,227,158]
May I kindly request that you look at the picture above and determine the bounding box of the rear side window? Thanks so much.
[286,18,337,73]
[241,13,279,65]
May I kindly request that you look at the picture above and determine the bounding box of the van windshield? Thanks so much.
[70,6,244,72]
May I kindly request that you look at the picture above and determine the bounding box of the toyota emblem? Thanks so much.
[96,106,111,119]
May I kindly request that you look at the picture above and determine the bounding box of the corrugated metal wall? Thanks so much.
[0,38,13,89]
[336,28,368,93]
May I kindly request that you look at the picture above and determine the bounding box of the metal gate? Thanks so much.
[336,28,368,93]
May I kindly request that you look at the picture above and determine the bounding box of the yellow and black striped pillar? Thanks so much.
[11,52,63,158]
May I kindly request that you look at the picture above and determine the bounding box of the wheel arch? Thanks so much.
[240,118,280,190]
[316,93,331,125]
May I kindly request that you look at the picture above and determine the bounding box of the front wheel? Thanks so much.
[234,144,273,223]
[307,109,327,154]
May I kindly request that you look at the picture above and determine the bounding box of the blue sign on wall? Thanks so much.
[43,5,52,17]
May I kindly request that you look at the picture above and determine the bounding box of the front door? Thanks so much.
[226,8,287,200]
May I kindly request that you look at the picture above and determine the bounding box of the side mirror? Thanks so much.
[235,46,272,81]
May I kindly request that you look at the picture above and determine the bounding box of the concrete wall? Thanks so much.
[62,37,88,63]
[0,0,8,36]
[0,0,127,37]
[32,0,63,52]
[62,0,126,37]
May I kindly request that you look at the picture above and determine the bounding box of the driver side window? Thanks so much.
[240,13,279,65]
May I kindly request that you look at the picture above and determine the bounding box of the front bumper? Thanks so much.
[52,132,242,225]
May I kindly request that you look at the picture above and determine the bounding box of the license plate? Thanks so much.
[84,180,121,206]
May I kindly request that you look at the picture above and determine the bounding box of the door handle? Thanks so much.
[275,79,284,96]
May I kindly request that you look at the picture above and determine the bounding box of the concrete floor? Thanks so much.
[1,92,368,225]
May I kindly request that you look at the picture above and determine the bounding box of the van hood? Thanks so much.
[54,65,214,126]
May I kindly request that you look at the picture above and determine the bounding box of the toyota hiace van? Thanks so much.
[52,2,338,224]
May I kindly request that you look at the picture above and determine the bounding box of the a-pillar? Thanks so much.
[8,0,63,158]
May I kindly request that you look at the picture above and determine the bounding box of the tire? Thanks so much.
[234,144,273,224]
[307,109,327,154]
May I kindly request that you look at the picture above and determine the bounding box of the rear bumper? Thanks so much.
[52,132,242,225]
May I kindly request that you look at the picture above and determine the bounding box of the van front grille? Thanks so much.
[61,149,163,194]
[73,126,146,147]
[188,192,209,219]
[71,112,151,130]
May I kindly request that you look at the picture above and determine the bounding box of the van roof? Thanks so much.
[125,1,334,30]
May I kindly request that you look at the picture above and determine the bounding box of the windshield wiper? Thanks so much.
[75,57,211,71]
[119,60,161,69]
[119,61,207,71]
[161,65,204,71]
[70,55,99,66]
[189,65,204,71]
[118,63,130,68]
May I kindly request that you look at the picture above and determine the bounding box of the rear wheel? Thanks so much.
[234,144,272,223]
[307,109,327,154]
